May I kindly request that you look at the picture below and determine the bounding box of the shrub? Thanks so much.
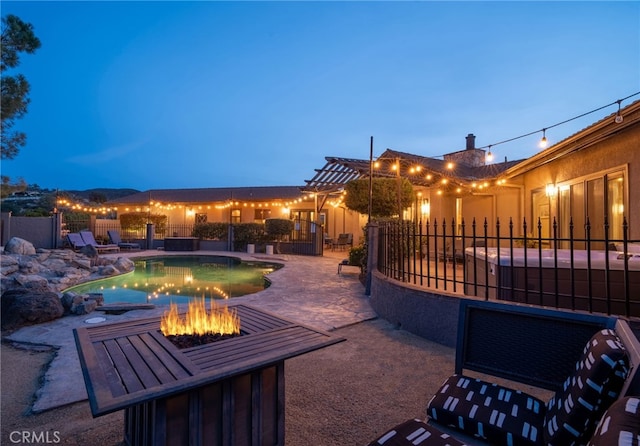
[232,222,267,251]
[192,222,228,240]
[265,218,294,253]
[349,245,366,267]
[265,218,294,240]
[119,212,167,238]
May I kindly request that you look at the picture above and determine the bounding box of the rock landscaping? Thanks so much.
[1,237,135,330]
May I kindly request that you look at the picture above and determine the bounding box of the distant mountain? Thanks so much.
[67,188,140,201]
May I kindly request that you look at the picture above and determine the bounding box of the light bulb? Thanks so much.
[614,100,623,123]
[539,129,548,148]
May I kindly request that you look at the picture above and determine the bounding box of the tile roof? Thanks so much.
[302,150,524,194]
[106,186,306,205]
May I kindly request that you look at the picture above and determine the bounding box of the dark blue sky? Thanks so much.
[2,1,639,191]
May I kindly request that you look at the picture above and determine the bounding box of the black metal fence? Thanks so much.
[377,217,639,318]
[92,219,324,256]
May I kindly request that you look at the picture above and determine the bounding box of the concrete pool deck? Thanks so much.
[3,249,376,413]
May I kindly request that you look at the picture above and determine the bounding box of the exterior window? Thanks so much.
[586,178,605,241]
[195,213,207,224]
[556,170,626,248]
[607,172,625,239]
[558,185,571,247]
[231,209,241,224]
[254,209,271,222]
[455,198,463,235]
[532,189,549,240]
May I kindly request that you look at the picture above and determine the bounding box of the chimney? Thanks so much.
[465,133,476,151]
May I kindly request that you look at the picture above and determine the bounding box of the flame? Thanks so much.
[160,298,240,336]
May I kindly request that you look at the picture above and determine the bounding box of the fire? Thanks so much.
[160,298,240,337]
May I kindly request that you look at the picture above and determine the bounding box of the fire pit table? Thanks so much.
[74,304,345,446]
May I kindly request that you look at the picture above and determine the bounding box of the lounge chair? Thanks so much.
[79,231,120,253]
[66,233,87,251]
[333,233,353,251]
[107,230,141,250]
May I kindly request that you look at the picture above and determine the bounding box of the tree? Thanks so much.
[0,175,27,198]
[88,191,108,204]
[1,14,41,160]
[344,177,414,218]
[265,218,294,254]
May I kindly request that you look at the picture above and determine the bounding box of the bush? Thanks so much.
[349,245,366,267]
[265,218,294,240]
[265,218,294,254]
[119,212,167,238]
[192,222,228,240]
[232,223,267,251]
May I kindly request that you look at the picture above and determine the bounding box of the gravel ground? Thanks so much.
[2,318,458,446]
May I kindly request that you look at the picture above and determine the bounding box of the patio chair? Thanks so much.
[426,328,630,446]
[368,328,630,446]
[333,233,353,251]
[107,230,141,250]
[66,233,87,251]
[79,230,120,253]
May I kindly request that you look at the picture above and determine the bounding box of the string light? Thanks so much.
[539,128,548,148]
[615,100,624,123]
[486,145,494,162]
[56,196,309,214]
[416,92,639,159]
[482,92,639,153]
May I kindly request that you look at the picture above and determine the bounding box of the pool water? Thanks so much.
[66,255,282,305]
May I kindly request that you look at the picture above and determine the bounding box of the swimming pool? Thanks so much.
[66,255,283,305]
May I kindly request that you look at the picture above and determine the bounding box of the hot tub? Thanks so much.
[464,247,640,316]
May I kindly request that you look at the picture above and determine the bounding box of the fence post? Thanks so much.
[1,211,11,246]
[146,223,154,250]
[228,223,234,252]
[365,222,379,296]
[52,211,62,249]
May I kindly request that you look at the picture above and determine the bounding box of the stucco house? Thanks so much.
[309,100,639,246]
[100,100,638,253]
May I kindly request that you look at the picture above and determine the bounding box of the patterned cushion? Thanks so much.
[426,329,630,446]
[367,419,469,446]
[544,329,630,445]
[587,397,640,446]
[427,375,546,445]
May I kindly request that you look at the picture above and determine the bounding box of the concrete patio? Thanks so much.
[1,248,553,445]
[3,249,376,412]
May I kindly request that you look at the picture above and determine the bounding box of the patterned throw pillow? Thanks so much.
[543,329,630,445]
[427,375,546,445]
[367,419,469,446]
[426,329,630,446]
[587,397,640,446]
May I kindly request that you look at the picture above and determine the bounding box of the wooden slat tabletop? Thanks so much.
[74,304,344,416]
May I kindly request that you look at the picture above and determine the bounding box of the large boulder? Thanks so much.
[4,237,37,255]
[1,286,64,330]
[60,291,102,315]
[113,257,135,273]
[79,245,99,258]
[0,255,19,275]
[0,247,136,323]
